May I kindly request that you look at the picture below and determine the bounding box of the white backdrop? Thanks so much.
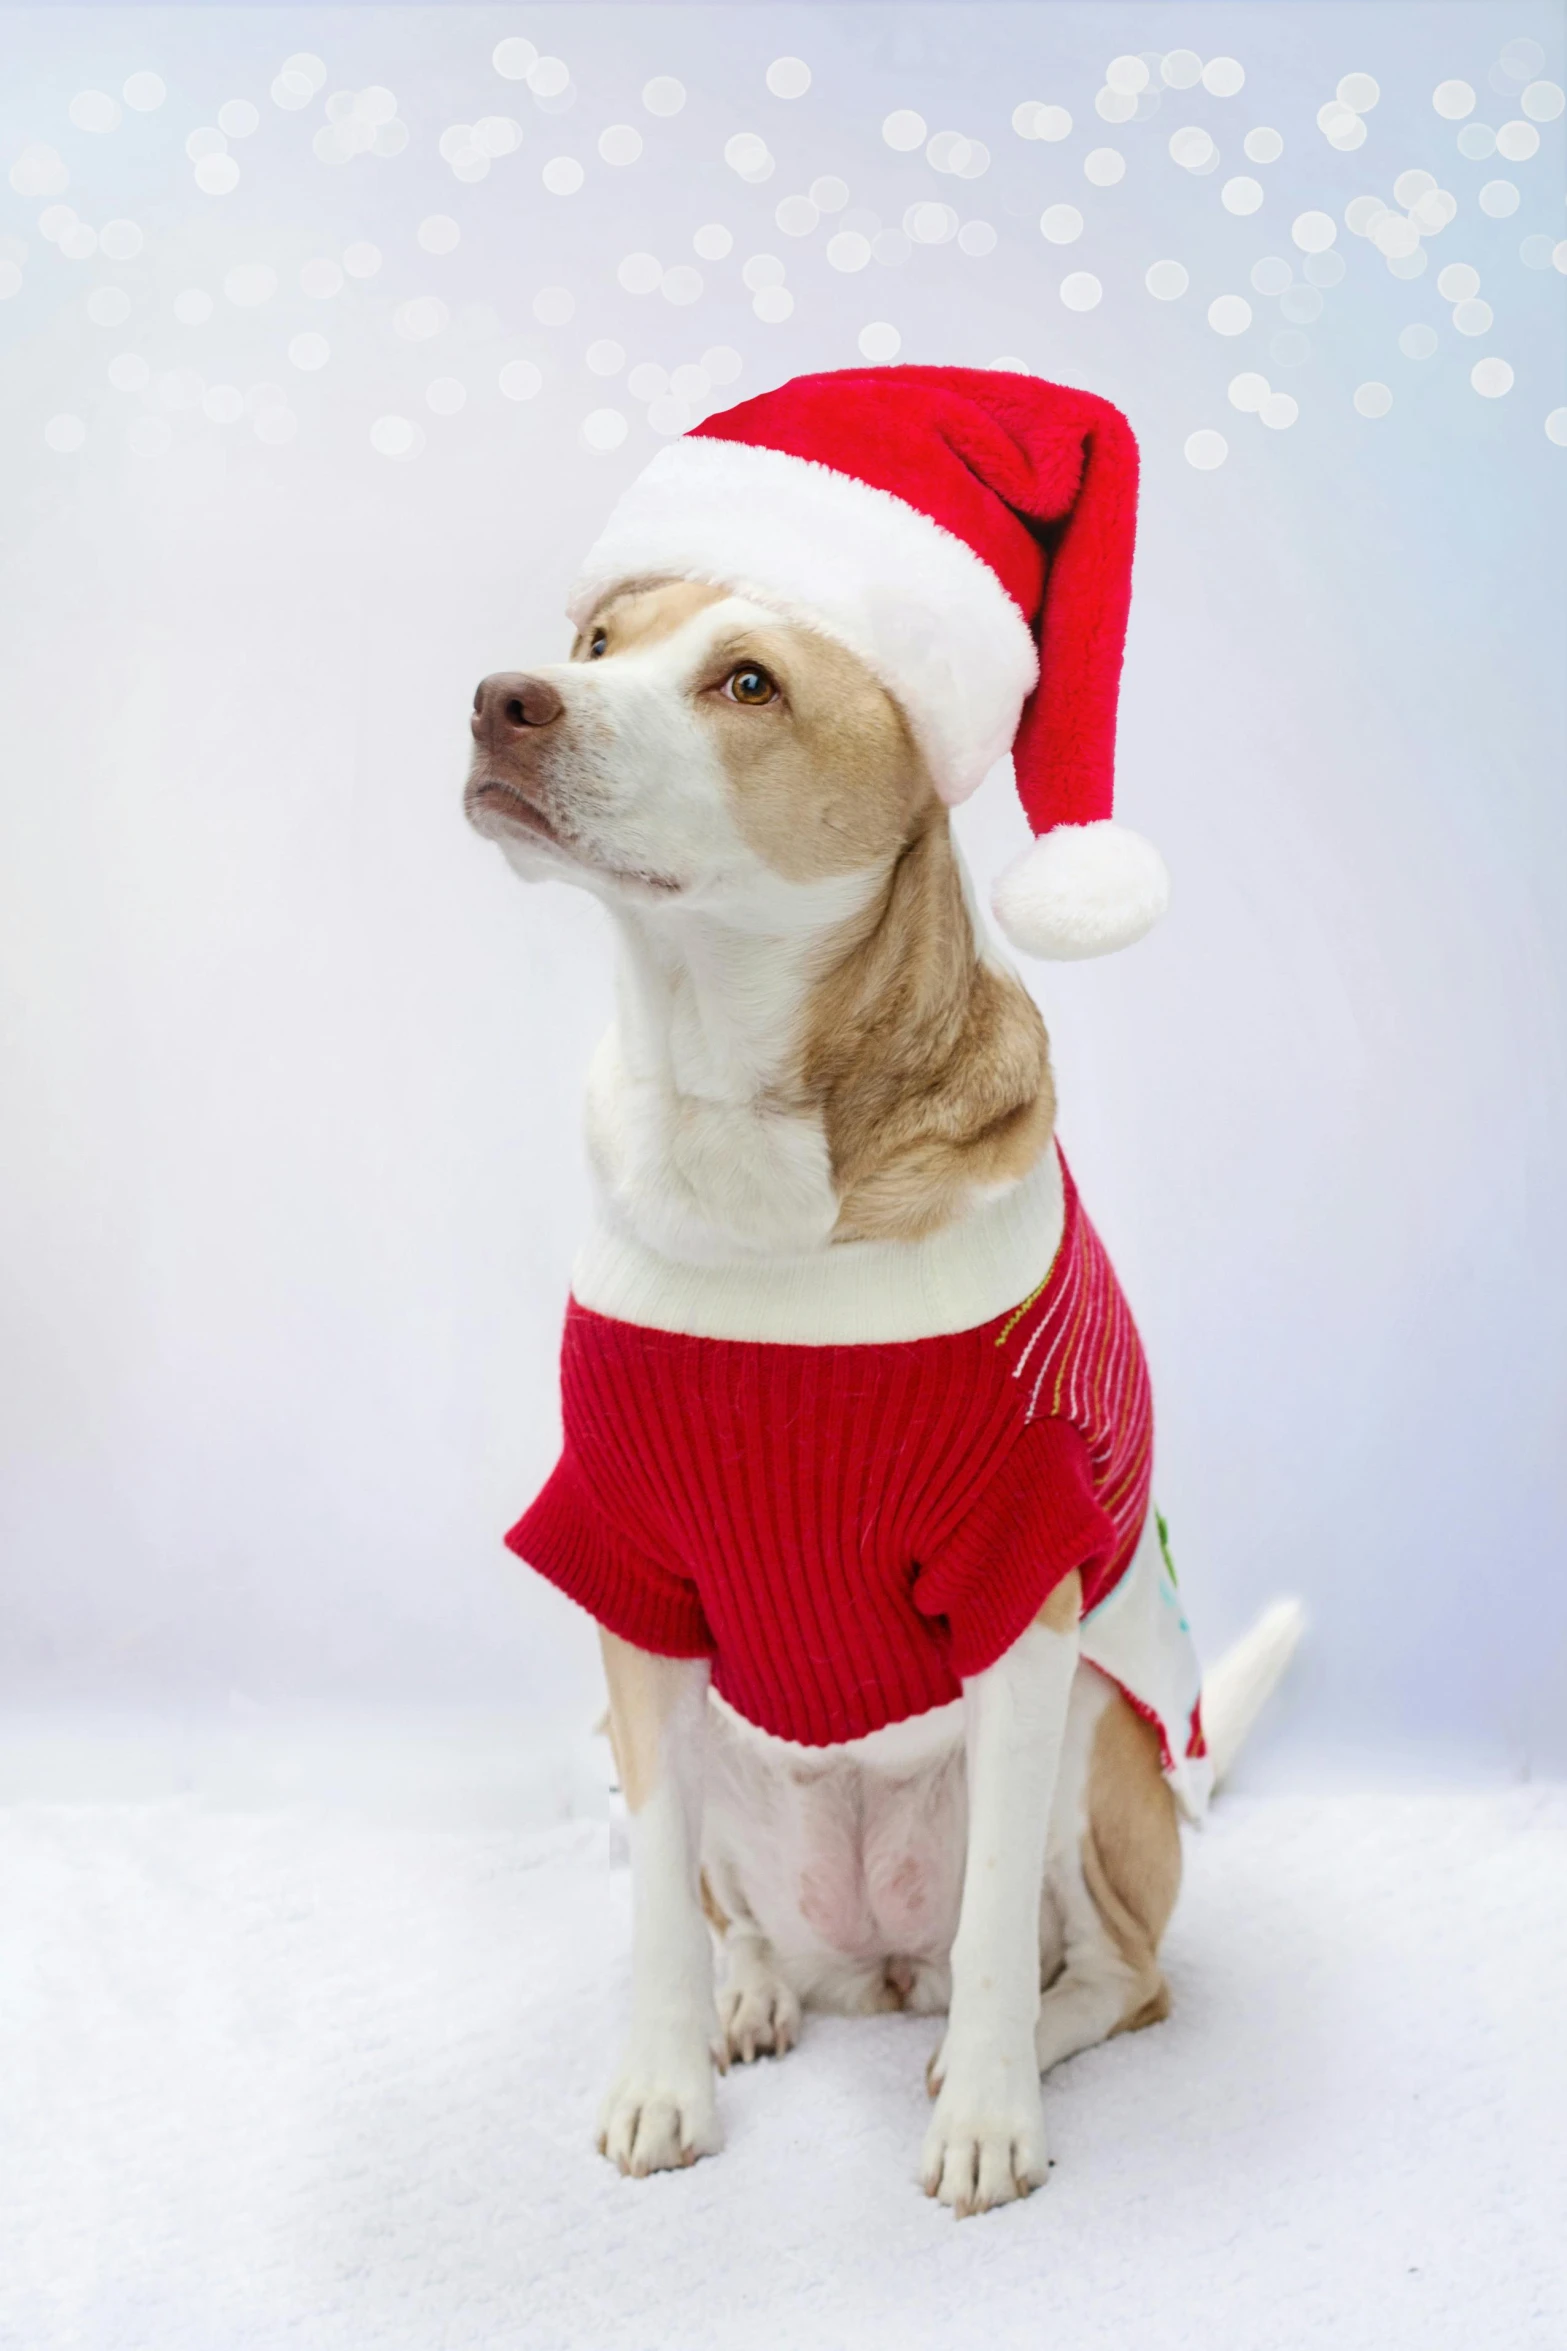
[2,4,1564,1779]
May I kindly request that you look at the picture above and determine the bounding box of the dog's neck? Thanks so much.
[584,817,1054,1266]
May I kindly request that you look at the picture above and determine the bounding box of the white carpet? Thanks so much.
[5,1779,1564,2351]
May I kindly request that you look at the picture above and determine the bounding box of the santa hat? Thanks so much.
[567,365,1167,960]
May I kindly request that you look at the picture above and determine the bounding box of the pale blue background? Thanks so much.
[1,4,1563,1782]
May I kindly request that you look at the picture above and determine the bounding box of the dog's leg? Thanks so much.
[921,1574,1081,2217]
[596,1630,724,2176]
[1035,1687,1180,2072]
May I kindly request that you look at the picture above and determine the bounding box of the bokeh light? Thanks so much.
[224,264,276,308]
[827,232,871,273]
[394,297,448,341]
[1040,205,1084,245]
[1013,103,1072,142]
[70,91,122,134]
[1433,79,1476,120]
[1208,294,1253,335]
[581,408,628,451]
[882,111,926,152]
[1495,121,1540,161]
[370,415,418,458]
[766,58,811,101]
[702,346,743,386]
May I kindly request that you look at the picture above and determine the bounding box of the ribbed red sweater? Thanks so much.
[509,1160,1152,1747]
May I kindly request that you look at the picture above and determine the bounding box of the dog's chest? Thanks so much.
[703,1702,970,1963]
[586,1019,839,1259]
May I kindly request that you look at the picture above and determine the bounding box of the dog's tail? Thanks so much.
[1201,1600,1305,1791]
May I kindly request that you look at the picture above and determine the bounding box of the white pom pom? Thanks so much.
[991,820,1169,959]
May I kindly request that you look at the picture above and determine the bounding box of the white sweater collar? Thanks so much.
[571,1143,1065,1346]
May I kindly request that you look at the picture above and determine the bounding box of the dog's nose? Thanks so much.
[471,672,565,745]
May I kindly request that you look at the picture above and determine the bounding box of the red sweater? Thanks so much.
[509,1159,1152,1748]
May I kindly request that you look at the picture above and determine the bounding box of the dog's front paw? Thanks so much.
[920,2048,1048,2217]
[597,2029,721,2177]
[721,1971,801,2064]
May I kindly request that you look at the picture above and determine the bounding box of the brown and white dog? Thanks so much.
[466,582,1300,2217]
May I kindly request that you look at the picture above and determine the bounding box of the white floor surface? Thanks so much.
[5,1780,1564,2351]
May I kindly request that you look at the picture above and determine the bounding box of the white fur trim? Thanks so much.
[568,438,1039,805]
[991,821,1169,960]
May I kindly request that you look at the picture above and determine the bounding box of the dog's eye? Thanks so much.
[724,665,777,706]
[588,628,608,659]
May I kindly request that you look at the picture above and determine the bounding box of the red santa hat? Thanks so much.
[567,365,1166,960]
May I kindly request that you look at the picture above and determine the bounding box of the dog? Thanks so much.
[465,573,1301,2217]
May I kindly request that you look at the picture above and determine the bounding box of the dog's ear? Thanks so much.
[801,820,1054,1244]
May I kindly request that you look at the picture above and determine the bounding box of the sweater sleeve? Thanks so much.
[911,1416,1115,1680]
[505,1450,714,1661]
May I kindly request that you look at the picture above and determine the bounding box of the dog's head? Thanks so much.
[465,582,939,924]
